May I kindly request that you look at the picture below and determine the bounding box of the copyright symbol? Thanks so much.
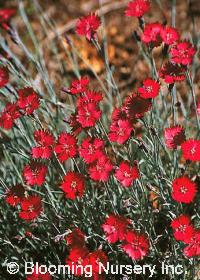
[7,262,19,274]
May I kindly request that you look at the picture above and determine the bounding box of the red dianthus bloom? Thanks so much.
[76,13,101,41]
[23,162,47,186]
[88,155,113,182]
[141,23,163,46]
[171,176,197,204]
[125,0,150,18]
[138,78,160,99]
[79,137,105,163]
[184,230,200,258]
[102,213,131,243]
[32,130,55,159]
[115,161,140,187]
[125,93,152,119]
[54,132,77,162]
[66,247,89,276]
[0,67,9,88]
[77,102,101,128]
[0,102,20,129]
[19,195,43,221]
[82,250,108,275]
[61,172,85,200]
[109,119,133,144]
[181,139,200,161]
[17,87,40,115]
[170,41,196,65]
[121,230,150,260]
[159,62,186,84]
[5,184,25,207]
[67,77,90,95]
[160,26,179,45]
[164,126,185,149]
[171,215,194,243]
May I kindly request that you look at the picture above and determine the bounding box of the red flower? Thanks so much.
[121,230,150,260]
[76,13,101,41]
[170,41,196,65]
[79,137,105,164]
[23,162,47,186]
[0,102,20,129]
[61,172,85,200]
[17,87,40,115]
[164,126,185,149]
[26,267,51,280]
[111,107,129,122]
[184,229,200,258]
[141,23,163,46]
[181,139,200,161]
[159,62,186,84]
[125,93,152,119]
[83,250,108,274]
[138,78,160,99]
[77,90,103,106]
[171,215,194,243]
[0,8,16,30]
[102,213,131,243]
[171,176,197,204]
[32,130,55,159]
[88,155,113,182]
[125,0,150,18]
[77,102,101,128]
[0,67,9,88]
[67,77,90,95]
[160,26,179,45]
[115,161,140,187]
[5,184,25,207]
[54,132,77,162]
[109,120,133,144]
[26,266,51,280]
[66,228,86,247]
[66,247,89,276]
[19,195,43,221]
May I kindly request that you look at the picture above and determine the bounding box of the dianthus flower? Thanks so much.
[66,228,86,247]
[121,230,150,260]
[61,172,85,200]
[115,161,140,187]
[181,139,200,161]
[141,23,163,46]
[171,176,197,203]
[17,87,40,115]
[109,119,133,144]
[160,26,179,45]
[66,77,90,95]
[5,184,25,207]
[77,102,101,128]
[164,126,185,149]
[159,62,186,84]
[184,230,200,258]
[138,78,160,99]
[125,93,152,119]
[32,130,55,159]
[171,215,194,243]
[125,0,150,18]
[79,137,105,163]
[23,162,47,186]
[66,247,89,276]
[54,132,77,162]
[76,13,101,41]
[170,41,196,65]
[19,195,43,221]
[88,155,113,182]
[0,102,20,129]
[102,213,131,243]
